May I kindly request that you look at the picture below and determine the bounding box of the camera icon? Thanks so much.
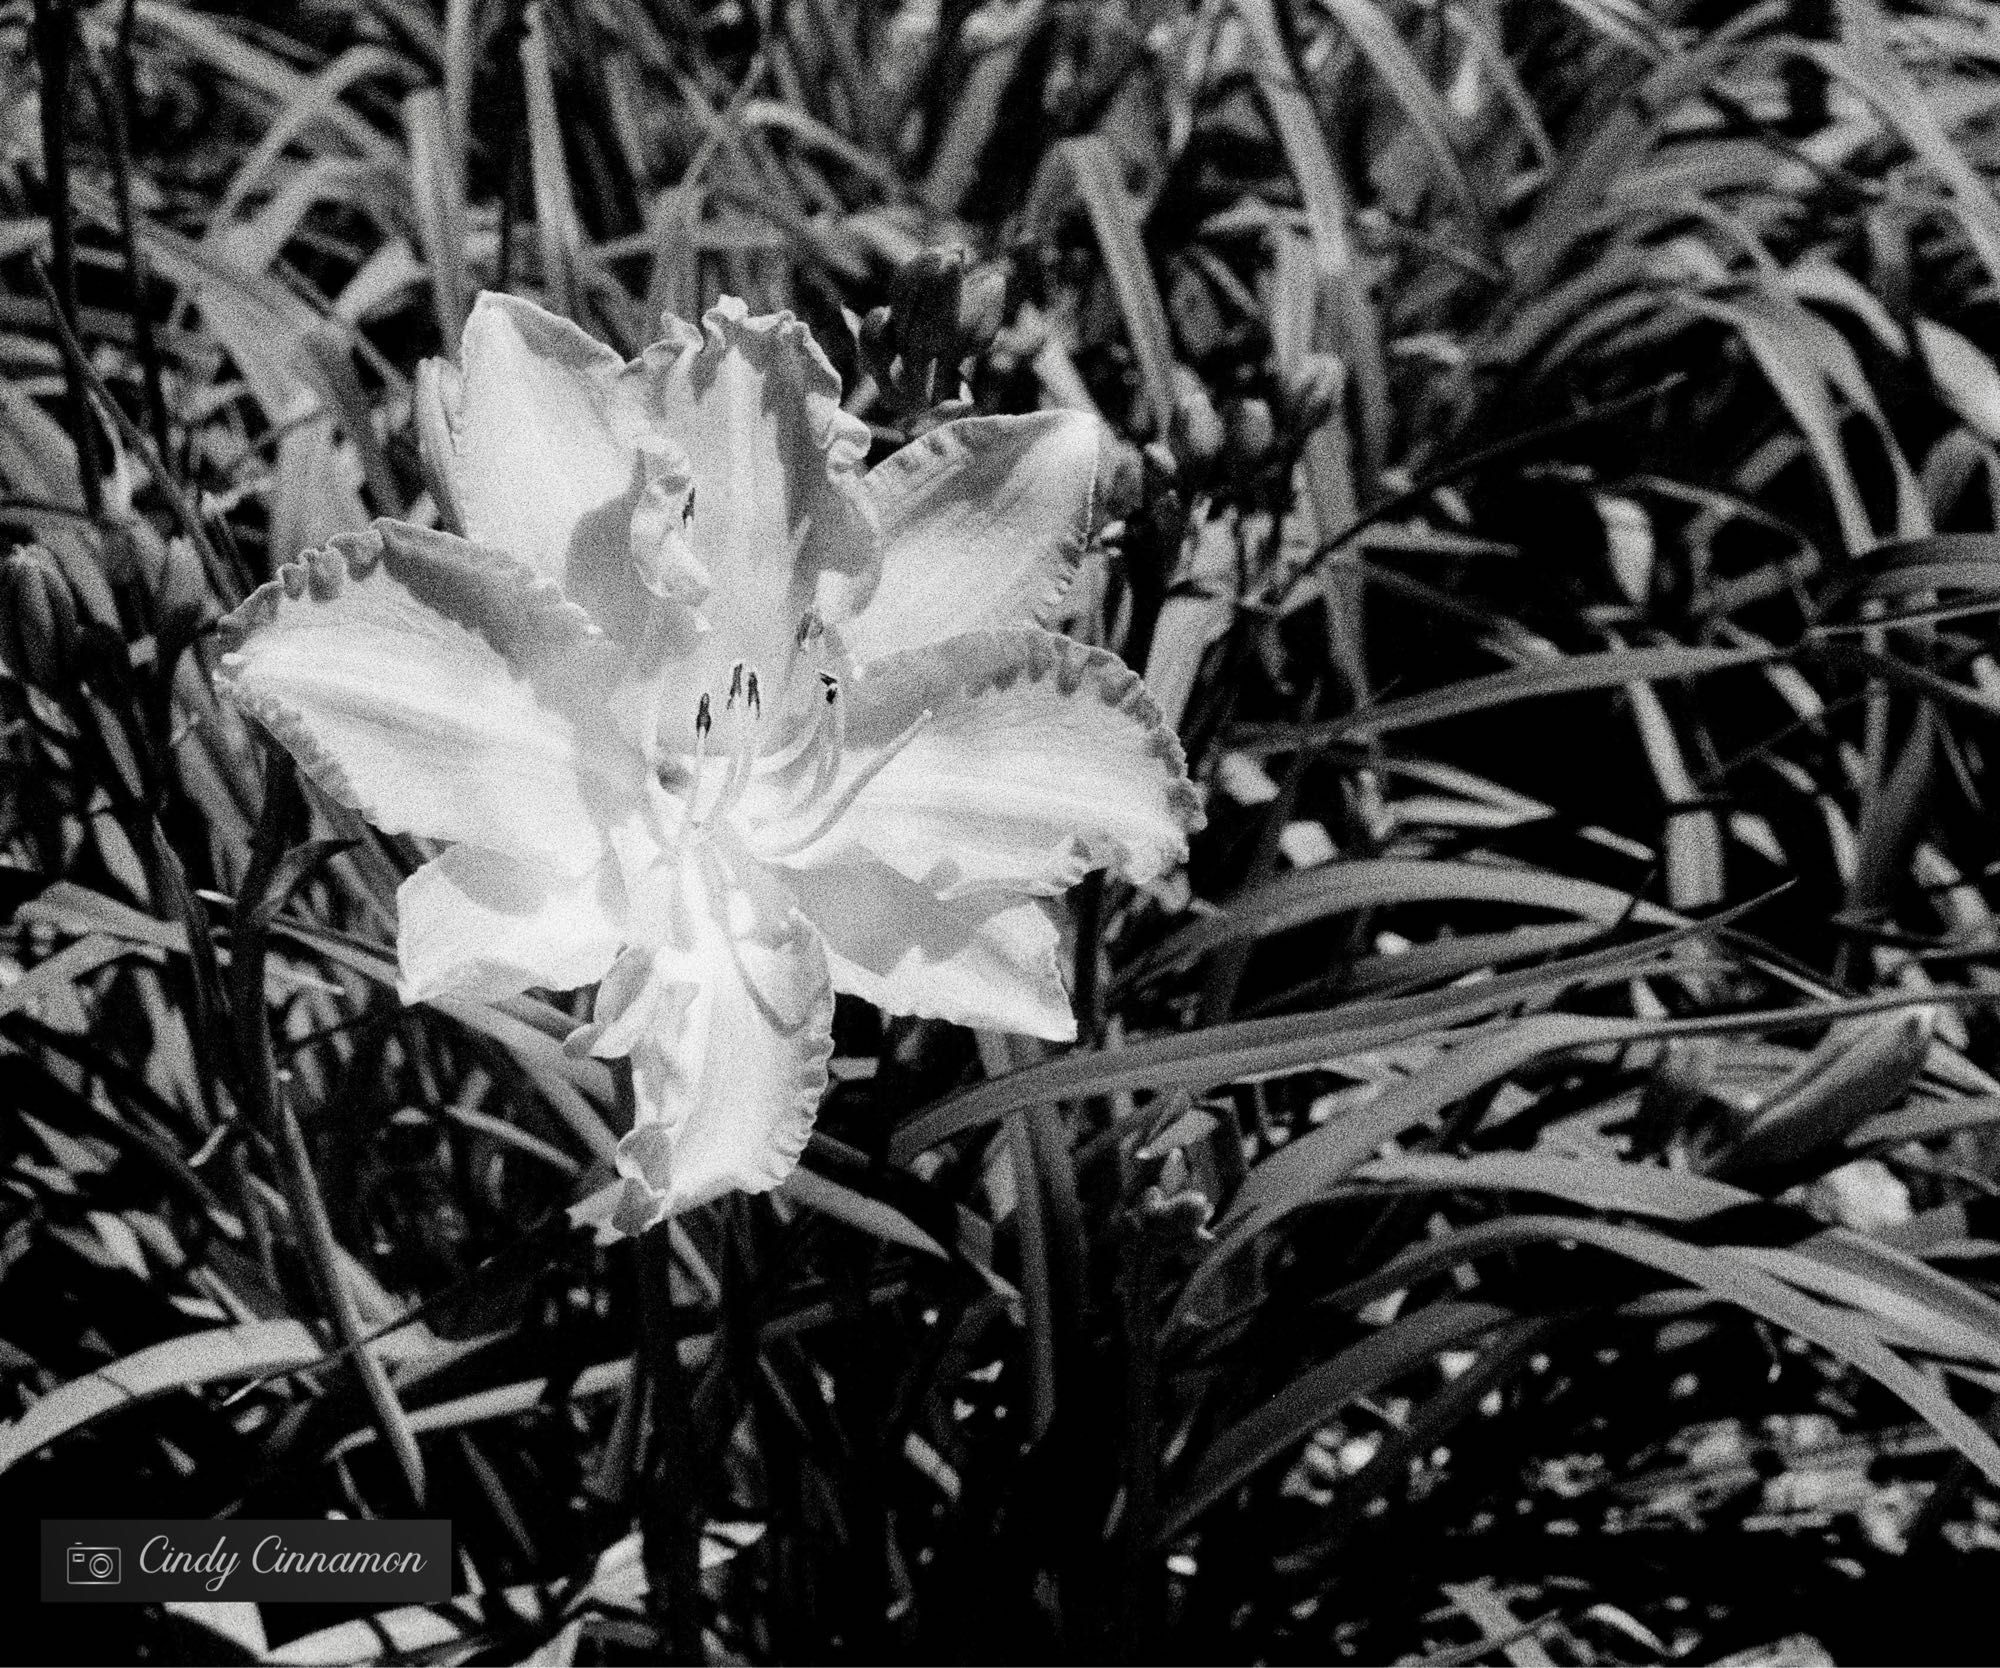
[67,1545,120,1585]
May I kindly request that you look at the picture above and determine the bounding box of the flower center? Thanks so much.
[685,659,766,826]
[657,607,843,833]
[654,607,932,859]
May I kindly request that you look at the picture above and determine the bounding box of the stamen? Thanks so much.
[704,661,765,820]
[681,693,715,815]
[762,707,933,859]
[810,676,846,802]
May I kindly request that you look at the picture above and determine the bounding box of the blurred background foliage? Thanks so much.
[10,0,2000,1661]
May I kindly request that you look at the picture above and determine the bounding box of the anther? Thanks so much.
[746,670,762,719]
[683,486,696,526]
[695,692,712,739]
[726,662,744,710]
[819,672,839,705]
[796,608,824,648]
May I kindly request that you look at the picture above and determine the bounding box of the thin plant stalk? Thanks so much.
[30,0,104,517]
[234,748,428,1508]
[638,1215,707,1663]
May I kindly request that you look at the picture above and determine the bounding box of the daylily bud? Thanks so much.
[1222,396,1276,468]
[1141,438,1179,482]
[155,537,218,650]
[890,245,969,402]
[414,357,467,533]
[891,246,967,355]
[0,544,80,691]
[1717,1009,1934,1187]
[1168,383,1226,475]
[1098,434,1144,522]
[1282,353,1344,432]
[957,265,1008,356]
[860,304,895,363]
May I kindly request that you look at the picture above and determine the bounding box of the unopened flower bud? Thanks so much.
[0,544,80,691]
[1142,438,1179,481]
[891,245,967,347]
[860,304,894,360]
[155,537,218,648]
[1168,384,1225,474]
[414,357,466,533]
[957,265,1007,356]
[1098,434,1144,522]
[889,246,970,402]
[1282,353,1344,432]
[1222,396,1276,468]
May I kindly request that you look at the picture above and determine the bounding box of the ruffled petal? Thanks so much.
[566,853,833,1239]
[431,292,654,640]
[569,1173,670,1244]
[841,412,1100,665]
[214,520,639,874]
[632,299,879,734]
[397,844,625,1003]
[784,857,1076,1040]
[754,628,1203,900]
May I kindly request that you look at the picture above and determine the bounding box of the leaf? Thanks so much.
[1353,1150,1751,1221]
[17,880,189,954]
[266,1601,482,1665]
[0,934,135,1022]
[1808,18,2000,296]
[330,1359,633,1457]
[1175,1013,1643,1326]
[1128,857,1680,987]
[265,913,622,1164]
[519,2,587,326]
[1231,645,1775,755]
[918,901,1753,1162]
[402,86,470,336]
[1160,1299,1519,1538]
[1320,0,1495,256]
[1351,1150,2000,1369]
[1847,1095,2000,1152]
[1511,23,1752,295]
[781,1164,948,1260]
[163,1601,269,1660]
[1439,1581,1557,1668]
[922,2,1039,214]
[1321,1215,2000,1485]
[243,838,357,935]
[0,1319,429,1473]
[1233,0,1387,470]
[1717,1009,1933,1184]
[1680,291,1878,552]
[1623,673,1722,909]
[1029,136,1178,437]
[121,3,397,162]
[1143,507,1238,734]
[1917,317,2000,441]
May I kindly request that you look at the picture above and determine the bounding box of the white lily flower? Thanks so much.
[215,292,1202,1240]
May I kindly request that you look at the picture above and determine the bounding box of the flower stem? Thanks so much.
[637,1219,706,1663]
[236,747,426,1508]
[29,0,103,519]
[1116,1225,1163,1662]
